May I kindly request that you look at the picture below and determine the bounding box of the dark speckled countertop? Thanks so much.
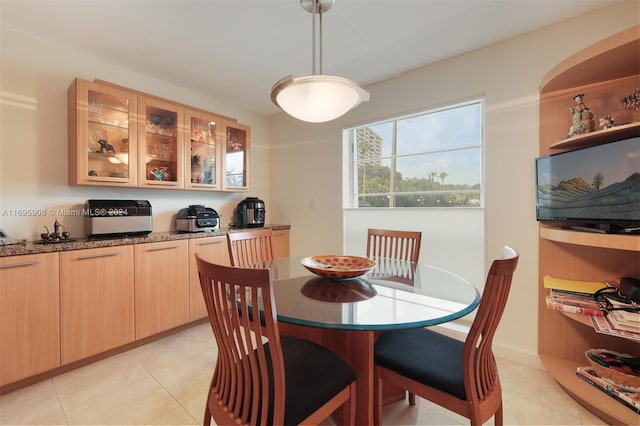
[0,225,290,257]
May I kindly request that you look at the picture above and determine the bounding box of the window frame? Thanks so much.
[346,99,485,209]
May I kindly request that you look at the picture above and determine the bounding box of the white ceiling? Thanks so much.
[0,0,620,116]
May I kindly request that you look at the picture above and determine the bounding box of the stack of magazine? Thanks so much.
[543,275,604,317]
[544,275,640,341]
[576,348,640,415]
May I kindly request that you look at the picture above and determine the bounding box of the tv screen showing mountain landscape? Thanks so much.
[536,137,640,224]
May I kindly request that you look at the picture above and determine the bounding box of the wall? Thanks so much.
[269,1,639,368]
[0,28,270,241]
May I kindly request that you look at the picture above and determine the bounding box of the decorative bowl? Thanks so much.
[586,349,640,389]
[300,255,376,280]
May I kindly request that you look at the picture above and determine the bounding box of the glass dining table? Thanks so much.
[254,256,480,425]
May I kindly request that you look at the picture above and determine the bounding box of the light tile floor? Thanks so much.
[0,322,609,425]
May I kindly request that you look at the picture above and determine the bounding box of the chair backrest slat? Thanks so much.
[366,228,422,263]
[227,229,275,267]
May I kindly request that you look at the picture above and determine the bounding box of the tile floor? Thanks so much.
[0,322,609,425]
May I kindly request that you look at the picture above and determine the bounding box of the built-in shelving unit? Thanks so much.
[538,25,639,426]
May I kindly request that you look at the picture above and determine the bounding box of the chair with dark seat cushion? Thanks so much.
[374,246,519,426]
[227,228,275,267]
[196,255,356,425]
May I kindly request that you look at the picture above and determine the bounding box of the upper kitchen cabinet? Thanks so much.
[68,79,138,186]
[222,121,250,191]
[185,108,221,191]
[138,97,184,189]
[68,78,251,192]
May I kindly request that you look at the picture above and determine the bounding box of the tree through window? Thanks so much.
[348,100,483,208]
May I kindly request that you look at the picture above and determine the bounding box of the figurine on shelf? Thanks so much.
[599,115,615,129]
[97,139,116,153]
[567,94,595,138]
[151,168,164,181]
[622,88,640,110]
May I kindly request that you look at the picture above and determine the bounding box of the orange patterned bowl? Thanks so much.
[301,255,377,280]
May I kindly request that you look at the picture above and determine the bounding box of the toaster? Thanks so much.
[176,205,220,232]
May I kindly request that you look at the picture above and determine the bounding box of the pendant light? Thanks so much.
[271,0,369,123]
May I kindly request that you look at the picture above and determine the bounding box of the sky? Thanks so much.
[364,102,482,186]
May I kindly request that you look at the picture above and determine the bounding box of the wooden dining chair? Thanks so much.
[227,228,275,267]
[196,255,357,425]
[373,246,519,426]
[366,228,422,263]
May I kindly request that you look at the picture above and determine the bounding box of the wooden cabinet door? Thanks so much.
[0,253,60,386]
[137,97,184,189]
[221,120,250,191]
[185,109,222,191]
[68,78,138,187]
[135,240,189,339]
[273,228,290,258]
[188,236,230,321]
[60,246,134,364]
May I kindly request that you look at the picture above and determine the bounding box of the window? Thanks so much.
[347,100,483,208]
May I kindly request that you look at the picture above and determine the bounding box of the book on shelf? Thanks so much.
[576,366,640,414]
[545,296,604,316]
[549,288,601,309]
[543,275,606,294]
[606,310,640,333]
[590,315,640,341]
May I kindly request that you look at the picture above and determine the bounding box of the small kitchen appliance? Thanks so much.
[176,205,220,232]
[86,199,152,238]
[232,197,265,228]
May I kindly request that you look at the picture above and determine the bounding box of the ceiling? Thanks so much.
[0,0,620,116]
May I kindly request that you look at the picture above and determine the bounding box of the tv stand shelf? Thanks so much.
[540,226,640,251]
[540,354,639,426]
[538,25,640,426]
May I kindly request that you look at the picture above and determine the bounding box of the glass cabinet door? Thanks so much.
[138,97,183,188]
[223,121,250,191]
[185,109,219,190]
[69,79,137,186]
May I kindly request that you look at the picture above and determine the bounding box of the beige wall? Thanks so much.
[269,1,639,367]
[0,29,271,240]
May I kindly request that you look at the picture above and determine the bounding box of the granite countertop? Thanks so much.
[0,224,290,257]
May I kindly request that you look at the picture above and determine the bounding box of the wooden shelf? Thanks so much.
[540,354,639,425]
[549,122,640,150]
[540,226,640,252]
[541,26,640,93]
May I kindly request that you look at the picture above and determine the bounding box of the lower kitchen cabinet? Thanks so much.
[273,228,290,258]
[135,240,189,339]
[60,246,135,364]
[0,253,60,386]
[188,236,230,321]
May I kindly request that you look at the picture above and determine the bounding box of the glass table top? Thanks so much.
[255,257,480,331]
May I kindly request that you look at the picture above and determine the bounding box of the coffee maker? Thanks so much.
[232,197,266,228]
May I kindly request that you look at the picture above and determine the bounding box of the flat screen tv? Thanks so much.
[535,136,640,233]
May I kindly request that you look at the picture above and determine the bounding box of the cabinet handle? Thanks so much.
[197,241,223,246]
[77,252,120,260]
[146,245,179,252]
[0,260,39,269]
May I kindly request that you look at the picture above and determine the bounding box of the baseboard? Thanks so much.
[432,323,545,371]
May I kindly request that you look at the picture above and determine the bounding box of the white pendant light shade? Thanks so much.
[271,0,369,123]
[271,75,369,123]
